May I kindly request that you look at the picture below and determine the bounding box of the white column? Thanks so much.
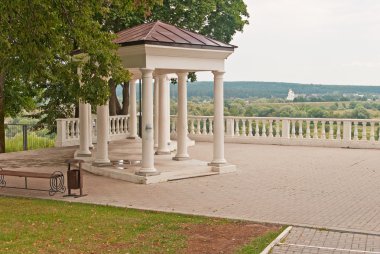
[156,75,170,155]
[88,104,93,149]
[77,102,91,156]
[76,66,91,157]
[210,71,227,165]
[173,72,189,161]
[167,78,171,146]
[93,102,111,165]
[136,69,158,175]
[128,79,138,139]
[154,75,159,147]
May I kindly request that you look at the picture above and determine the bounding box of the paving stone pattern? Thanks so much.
[272,227,380,254]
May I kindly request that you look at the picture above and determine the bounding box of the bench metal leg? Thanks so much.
[0,174,6,188]
[49,171,66,196]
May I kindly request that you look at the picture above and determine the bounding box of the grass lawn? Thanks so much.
[0,196,283,254]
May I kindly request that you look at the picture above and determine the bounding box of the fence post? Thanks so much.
[225,118,235,137]
[55,119,66,147]
[22,125,28,151]
[343,121,352,141]
[281,119,290,138]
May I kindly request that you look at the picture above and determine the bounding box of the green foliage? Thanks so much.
[179,98,378,120]
[5,132,55,153]
[149,0,249,43]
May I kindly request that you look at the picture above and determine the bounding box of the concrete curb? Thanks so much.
[260,226,292,254]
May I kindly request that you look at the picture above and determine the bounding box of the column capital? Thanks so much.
[212,71,225,77]
[177,72,189,79]
[129,78,138,85]
[159,74,169,81]
[140,68,154,78]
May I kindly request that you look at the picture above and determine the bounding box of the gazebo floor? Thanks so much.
[80,139,236,184]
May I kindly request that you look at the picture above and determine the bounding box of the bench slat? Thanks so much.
[0,170,54,179]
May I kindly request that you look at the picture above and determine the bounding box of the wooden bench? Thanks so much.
[0,168,65,196]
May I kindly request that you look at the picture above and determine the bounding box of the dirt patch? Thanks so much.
[181,221,280,254]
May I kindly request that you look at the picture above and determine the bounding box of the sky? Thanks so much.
[197,0,380,86]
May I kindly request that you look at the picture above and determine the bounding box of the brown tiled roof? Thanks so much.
[114,21,236,51]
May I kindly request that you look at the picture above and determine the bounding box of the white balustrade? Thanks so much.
[168,116,380,150]
[55,115,129,147]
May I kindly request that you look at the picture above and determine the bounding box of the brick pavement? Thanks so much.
[272,227,380,254]
[1,142,380,235]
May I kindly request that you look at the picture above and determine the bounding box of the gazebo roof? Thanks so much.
[114,21,236,51]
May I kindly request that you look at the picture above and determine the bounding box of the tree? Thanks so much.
[0,0,159,152]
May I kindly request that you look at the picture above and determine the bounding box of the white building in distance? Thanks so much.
[286,89,296,101]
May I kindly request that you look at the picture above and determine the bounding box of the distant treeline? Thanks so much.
[177,81,380,99]
[119,81,380,100]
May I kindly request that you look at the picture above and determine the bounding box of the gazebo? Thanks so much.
[74,21,236,183]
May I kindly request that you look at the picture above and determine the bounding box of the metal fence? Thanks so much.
[5,124,56,153]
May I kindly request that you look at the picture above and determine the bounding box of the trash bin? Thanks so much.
[65,159,86,197]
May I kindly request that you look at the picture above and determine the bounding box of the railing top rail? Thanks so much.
[170,115,380,123]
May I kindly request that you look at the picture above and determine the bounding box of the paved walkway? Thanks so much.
[1,142,380,235]
[272,227,380,254]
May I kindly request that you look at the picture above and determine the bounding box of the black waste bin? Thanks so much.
[65,159,86,197]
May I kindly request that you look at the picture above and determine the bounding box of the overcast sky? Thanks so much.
[197,0,380,85]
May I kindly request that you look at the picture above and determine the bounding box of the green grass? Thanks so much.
[5,132,55,153]
[0,196,284,254]
[237,226,287,254]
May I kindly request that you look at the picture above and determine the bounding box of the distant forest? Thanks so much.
[121,81,380,100]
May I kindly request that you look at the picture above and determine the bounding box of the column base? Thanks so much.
[92,161,112,167]
[127,136,141,140]
[209,163,237,174]
[135,169,160,176]
[76,152,92,157]
[155,150,171,155]
[208,158,227,166]
[172,156,190,161]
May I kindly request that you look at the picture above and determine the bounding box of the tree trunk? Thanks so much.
[121,82,129,115]
[74,104,79,118]
[0,69,5,153]
[109,79,117,116]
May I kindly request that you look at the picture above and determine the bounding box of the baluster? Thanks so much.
[125,117,129,133]
[64,121,69,140]
[336,121,341,140]
[275,120,280,138]
[306,121,311,139]
[370,122,375,142]
[353,122,359,141]
[291,120,296,138]
[202,119,207,134]
[321,121,326,139]
[255,120,260,137]
[248,120,253,137]
[70,120,75,139]
[298,120,303,138]
[313,120,318,139]
[209,119,213,135]
[235,119,240,136]
[171,119,176,134]
[190,119,195,134]
[262,120,267,137]
[77,120,81,138]
[196,119,201,134]
[242,119,247,137]
[329,121,334,140]
[269,120,274,138]
[362,122,367,141]
[116,118,120,134]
